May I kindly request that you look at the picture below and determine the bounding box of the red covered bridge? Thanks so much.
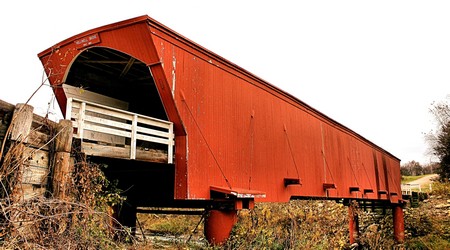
[38,15,404,244]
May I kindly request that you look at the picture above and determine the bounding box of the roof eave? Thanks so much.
[37,15,150,58]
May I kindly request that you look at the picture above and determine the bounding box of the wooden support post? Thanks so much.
[52,152,71,200]
[55,120,73,153]
[9,144,26,203]
[349,204,359,244]
[10,104,34,143]
[6,104,35,237]
[52,120,73,200]
[393,205,405,243]
[8,104,34,202]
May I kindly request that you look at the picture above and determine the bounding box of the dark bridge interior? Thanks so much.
[65,47,167,120]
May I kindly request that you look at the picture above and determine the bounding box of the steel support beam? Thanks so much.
[204,209,237,245]
[348,205,359,244]
[393,205,405,243]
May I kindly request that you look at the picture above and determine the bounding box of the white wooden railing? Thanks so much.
[66,98,174,163]
[401,184,420,195]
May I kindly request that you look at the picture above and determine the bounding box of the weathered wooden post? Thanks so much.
[10,104,34,143]
[6,103,34,238]
[9,104,34,202]
[52,119,73,200]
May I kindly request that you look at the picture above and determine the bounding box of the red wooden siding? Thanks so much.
[38,15,401,204]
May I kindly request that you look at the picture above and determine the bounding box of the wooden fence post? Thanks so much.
[52,119,73,200]
[4,103,35,237]
[8,104,34,202]
[10,104,34,143]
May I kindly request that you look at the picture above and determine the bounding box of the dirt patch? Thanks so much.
[407,174,439,185]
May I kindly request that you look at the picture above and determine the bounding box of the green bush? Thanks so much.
[431,181,450,197]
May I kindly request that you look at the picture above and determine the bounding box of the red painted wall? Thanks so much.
[38,16,401,204]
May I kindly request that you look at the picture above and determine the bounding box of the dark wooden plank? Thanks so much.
[0,99,14,112]
[0,101,14,138]
[28,130,50,149]
[32,113,57,129]
[81,141,168,163]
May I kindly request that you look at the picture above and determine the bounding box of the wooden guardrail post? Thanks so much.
[10,104,34,143]
[52,119,73,200]
[6,103,34,237]
[8,104,34,202]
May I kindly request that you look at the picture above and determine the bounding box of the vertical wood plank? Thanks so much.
[130,114,138,159]
[65,97,73,120]
[55,119,73,153]
[77,102,86,140]
[168,123,174,164]
[52,152,71,200]
[52,119,73,200]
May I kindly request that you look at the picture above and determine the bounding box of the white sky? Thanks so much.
[1,1,449,165]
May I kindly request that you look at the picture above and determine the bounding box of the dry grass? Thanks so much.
[136,200,399,249]
[136,186,450,249]
[0,144,131,249]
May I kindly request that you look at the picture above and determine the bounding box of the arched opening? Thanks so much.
[65,47,167,120]
[64,46,174,163]
[63,47,177,231]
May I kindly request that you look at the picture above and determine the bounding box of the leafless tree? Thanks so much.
[426,98,450,180]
